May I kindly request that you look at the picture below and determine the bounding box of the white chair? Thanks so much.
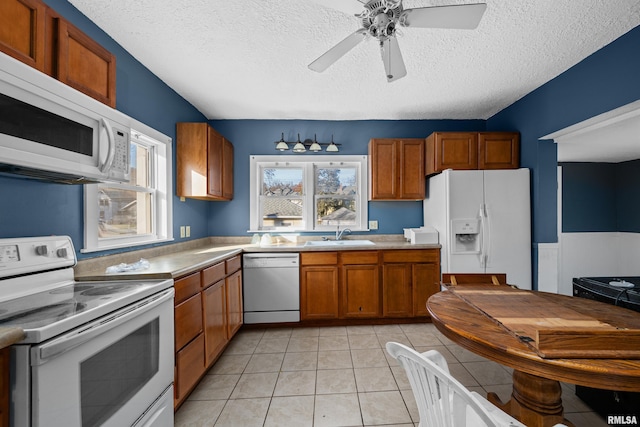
[386,342,527,427]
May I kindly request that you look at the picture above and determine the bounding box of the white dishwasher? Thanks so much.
[243,253,300,323]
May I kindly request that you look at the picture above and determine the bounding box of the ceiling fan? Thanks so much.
[308,0,487,82]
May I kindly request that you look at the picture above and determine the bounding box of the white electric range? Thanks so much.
[0,236,174,427]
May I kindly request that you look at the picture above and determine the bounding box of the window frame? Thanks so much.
[249,155,368,233]
[82,121,173,253]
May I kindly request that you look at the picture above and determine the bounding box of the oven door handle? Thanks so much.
[34,288,174,365]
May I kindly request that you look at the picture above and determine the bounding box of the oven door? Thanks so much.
[28,288,174,427]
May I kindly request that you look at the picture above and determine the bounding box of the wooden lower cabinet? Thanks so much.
[382,264,413,317]
[174,255,243,409]
[341,251,380,318]
[202,280,227,367]
[225,270,243,338]
[300,248,440,322]
[301,252,339,320]
[0,347,9,427]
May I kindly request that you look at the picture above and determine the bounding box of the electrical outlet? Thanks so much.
[186,226,191,237]
[180,226,185,238]
[368,220,378,230]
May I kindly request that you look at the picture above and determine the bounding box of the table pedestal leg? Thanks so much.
[487,370,574,427]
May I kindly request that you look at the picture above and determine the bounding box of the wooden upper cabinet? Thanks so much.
[177,122,234,201]
[426,132,478,175]
[54,15,116,108]
[0,0,46,71]
[369,138,425,200]
[0,0,116,107]
[478,132,519,170]
[426,132,519,175]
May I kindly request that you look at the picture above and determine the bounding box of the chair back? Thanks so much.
[386,342,505,427]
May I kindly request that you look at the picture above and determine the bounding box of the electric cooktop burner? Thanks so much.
[0,280,172,343]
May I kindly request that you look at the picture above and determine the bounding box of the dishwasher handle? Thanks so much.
[243,253,299,268]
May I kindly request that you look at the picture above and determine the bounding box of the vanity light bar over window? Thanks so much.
[274,133,341,153]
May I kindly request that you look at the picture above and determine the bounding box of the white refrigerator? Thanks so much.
[423,169,532,289]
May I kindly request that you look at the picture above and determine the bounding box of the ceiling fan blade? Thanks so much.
[401,3,487,29]
[309,28,368,73]
[380,36,407,82]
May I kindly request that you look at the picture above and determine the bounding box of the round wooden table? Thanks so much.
[427,286,640,427]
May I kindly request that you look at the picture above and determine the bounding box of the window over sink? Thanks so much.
[83,123,173,253]
[249,155,368,232]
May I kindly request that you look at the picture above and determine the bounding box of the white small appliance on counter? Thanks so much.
[403,226,439,244]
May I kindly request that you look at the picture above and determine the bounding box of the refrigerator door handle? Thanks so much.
[479,204,489,268]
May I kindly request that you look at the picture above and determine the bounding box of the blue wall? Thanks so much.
[207,120,484,236]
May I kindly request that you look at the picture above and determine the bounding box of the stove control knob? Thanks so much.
[35,245,48,256]
[56,248,68,258]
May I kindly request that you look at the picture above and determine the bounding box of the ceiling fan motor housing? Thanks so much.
[362,0,404,39]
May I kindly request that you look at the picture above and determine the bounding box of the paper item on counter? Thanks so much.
[403,227,438,244]
[105,258,150,274]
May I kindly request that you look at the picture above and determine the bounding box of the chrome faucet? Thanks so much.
[335,225,352,240]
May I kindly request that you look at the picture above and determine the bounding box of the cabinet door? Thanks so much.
[398,139,425,199]
[222,138,234,200]
[341,264,380,318]
[300,266,339,320]
[369,139,398,199]
[55,17,116,107]
[478,132,519,170]
[0,0,46,71]
[382,264,412,317]
[225,270,243,338]
[175,333,205,405]
[202,280,227,367]
[412,262,440,317]
[177,122,208,199]
[426,132,478,175]
[207,126,224,198]
[0,347,8,427]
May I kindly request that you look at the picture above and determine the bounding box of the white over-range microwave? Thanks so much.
[0,53,131,184]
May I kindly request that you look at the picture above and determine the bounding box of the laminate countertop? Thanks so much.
[0,327,25,349]
[74,236,440,281]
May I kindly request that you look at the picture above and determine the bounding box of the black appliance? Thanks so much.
[572,277,640,418]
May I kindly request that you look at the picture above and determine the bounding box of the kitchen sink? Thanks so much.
[304,240,375,247]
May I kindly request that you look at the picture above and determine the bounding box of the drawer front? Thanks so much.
[301,251,338,265]
[225,255,241,274]
[175,293,203,350]
[174,272,201,304]
[340,251,378,265]
[202,262,225,288]
[382,249,438,263]
[176,333,205,401]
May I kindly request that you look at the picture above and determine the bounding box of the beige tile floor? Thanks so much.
[175,323,608,426]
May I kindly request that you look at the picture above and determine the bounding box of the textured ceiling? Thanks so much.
[68,0,640,121]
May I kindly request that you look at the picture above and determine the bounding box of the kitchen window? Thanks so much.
[249,155,368,232]
[83,124,173,252]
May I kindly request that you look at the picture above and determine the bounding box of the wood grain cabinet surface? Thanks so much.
[177,122,234,201]
[369,138,425,200]
[0,0,116,107]
[300,252,340,320]
[173,255,243,409]
[426,132,519,175]
[300,249,440,322]
[0,0,46,71]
